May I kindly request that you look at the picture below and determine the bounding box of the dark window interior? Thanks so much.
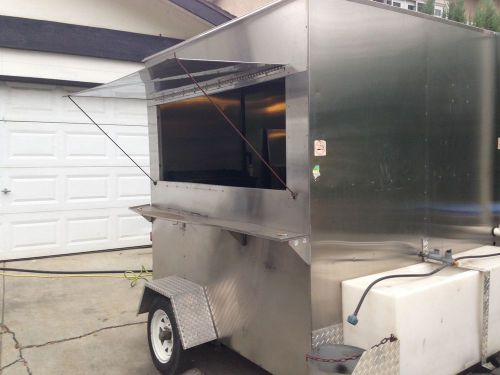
[158,78,286,190]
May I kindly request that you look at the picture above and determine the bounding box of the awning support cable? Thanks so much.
[173,54,297,199]
[66,95,157,185]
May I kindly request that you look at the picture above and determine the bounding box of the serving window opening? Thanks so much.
[158,78,286,190]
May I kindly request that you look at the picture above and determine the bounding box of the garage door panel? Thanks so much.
[4,83,63,122]
[11,218,62,252]
[115,133,149,159]
[64,92,147,126]
[8,130,58,159]
[0,220,6,253]
[117,175,150,200]
[1,122,63,166]
[67,216,110,245]
[1,122,149,167]
[1,208,150,259]
[67,175,110,203]
[66,125,149,164]
[63,97,111,126]
[10,175,59,205]
[3,169,63,212]
[1,83,147,125]
[117,214,151,242]
[113,99,148,124]
[0,173,7,210]
[66,132,109,159]
[0,122,6,166]
[8,84,55,115]
[2,167,150,214]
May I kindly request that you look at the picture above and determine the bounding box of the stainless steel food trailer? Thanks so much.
[73,0,500,374]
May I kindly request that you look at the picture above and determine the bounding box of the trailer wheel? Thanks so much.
[147,296,185,374]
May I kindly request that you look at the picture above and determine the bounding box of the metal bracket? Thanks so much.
[421,238,430,256]
[130,205,155,222]
[288,237,311,265]
[228,231,247,246]
[138,276,217,349]
[425,249,454,265]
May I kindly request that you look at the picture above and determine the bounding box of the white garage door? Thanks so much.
[0,81,151,260]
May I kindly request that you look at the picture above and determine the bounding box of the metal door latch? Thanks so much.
[1,188,11,194]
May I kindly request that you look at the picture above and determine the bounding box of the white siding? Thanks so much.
[0,0,212,39]
[0,48,144,86]
[0,0,211,39]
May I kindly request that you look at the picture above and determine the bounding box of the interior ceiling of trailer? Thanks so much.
[74,58,285,99]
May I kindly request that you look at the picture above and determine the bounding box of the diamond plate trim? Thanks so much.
[352,340,399,375]
[312,324,344,348]
[146,276,217,349]
[455,260,492,363]
[481,271,491,364]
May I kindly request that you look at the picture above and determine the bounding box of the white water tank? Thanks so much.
[342,246,500,375]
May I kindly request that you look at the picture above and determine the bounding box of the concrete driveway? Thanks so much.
[0,248,268,375]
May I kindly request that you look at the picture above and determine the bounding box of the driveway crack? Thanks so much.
[0,321,146,373]
[0,324,32,375]
[22,321,146,350]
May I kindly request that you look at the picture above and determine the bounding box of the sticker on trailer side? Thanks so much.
[313,165,320,181]
[314,140,327,156]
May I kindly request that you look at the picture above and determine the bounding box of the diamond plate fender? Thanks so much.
[138,276,218,349]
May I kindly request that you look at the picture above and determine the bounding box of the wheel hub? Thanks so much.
[159,328,172,342]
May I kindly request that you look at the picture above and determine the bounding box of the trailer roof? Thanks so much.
[145,0,494,65]
[74,0,496,100]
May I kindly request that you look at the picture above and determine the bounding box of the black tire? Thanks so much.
[147,296,185,374]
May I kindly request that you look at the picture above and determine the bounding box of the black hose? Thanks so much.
[454,252,500,262]
[0,267,152,275]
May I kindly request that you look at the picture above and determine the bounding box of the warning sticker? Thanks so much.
[498,137,500,150]
[314,140,327,157]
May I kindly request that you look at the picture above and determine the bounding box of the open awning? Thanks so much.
[74,58,287,100]
[75,70,147,99]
